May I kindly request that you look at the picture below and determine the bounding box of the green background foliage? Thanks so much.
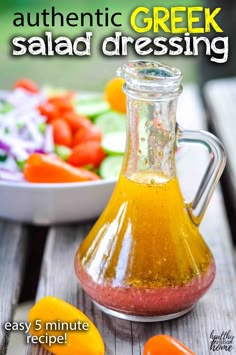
[1,0,203,90]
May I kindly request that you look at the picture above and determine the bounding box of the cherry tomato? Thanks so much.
[52,119,72,147]
[63,112,92,132]
[73,125,102,146]
[14,78,39,93]
[38,102,60,122]
[68,141,106,168]
[48,94,73,114]
[143,335,196,355]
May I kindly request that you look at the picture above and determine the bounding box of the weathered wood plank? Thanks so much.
[0,222,28,354]
[204,78,236,218]
[28,86,236,355]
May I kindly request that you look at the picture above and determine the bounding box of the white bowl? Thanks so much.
[0,148,186,225]
[0,178,116,225]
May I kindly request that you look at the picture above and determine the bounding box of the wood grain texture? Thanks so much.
[0,222,28,355]
[27,86,236,355]
[204,78,236,211]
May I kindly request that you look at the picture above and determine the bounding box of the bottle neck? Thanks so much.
[122,95,178,182]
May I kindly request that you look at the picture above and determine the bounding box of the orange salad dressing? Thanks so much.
[78,170,213,288]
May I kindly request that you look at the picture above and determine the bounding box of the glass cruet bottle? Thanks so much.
[75,61,226,322]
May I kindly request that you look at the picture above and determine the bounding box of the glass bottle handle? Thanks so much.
[178,126,227,226]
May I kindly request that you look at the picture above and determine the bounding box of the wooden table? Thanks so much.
[0,86,236,355]
[205,77,236,244]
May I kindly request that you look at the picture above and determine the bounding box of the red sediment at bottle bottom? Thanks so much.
[75,260,216,316]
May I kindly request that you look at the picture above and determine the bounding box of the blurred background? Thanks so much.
[1,0,235,90]
[0,2,235,244]
[1,2,236,354]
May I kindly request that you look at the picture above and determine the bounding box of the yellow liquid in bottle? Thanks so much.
[78,170,213,288]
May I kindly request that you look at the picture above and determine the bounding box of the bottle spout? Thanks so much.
[117,61,183,97]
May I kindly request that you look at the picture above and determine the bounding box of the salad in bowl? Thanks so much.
[0,78,126,183]
[0,77,126,224]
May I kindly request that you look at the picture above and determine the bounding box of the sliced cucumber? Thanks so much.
[55,145,72,161]
[102,132,126,155]
[100,156,123,179]
[94,111,126,135]
[77,92,103,103]
[76,101,110,118]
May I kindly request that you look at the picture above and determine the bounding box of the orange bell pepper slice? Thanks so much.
[24,153,100,183]
[143,335,196,355]
[29,296,105,355]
